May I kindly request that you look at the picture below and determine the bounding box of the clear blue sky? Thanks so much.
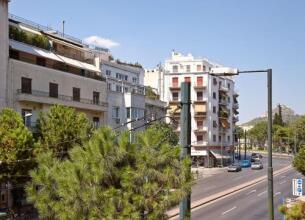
[9,0,305,123]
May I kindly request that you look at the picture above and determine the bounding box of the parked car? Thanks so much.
[251,153,262,162]
[240,160,251,168]
[227,163,242,172]
[251,161,263,170]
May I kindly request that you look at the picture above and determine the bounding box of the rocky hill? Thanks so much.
[242,104,301,126]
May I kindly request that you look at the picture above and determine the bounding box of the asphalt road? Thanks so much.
[192,155,292,202]
[191,167,301,220]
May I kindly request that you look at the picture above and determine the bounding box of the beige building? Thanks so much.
[0,5,108,130]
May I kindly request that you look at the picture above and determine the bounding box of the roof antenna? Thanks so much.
[62,20,65,37]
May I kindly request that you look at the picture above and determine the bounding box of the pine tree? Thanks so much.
[26,126,192,219]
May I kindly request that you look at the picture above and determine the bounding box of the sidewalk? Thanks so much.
[191,167,227,180]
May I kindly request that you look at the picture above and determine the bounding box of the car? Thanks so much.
[251,153,262,162]
[251,161,263,170]
[227,163,242,172]
[240,160,251,168]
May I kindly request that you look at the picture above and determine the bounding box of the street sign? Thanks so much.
[292,178,303,196]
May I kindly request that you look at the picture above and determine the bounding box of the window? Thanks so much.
[219,136,222,142]
[132,77,138,84]
[93,117,100,128]
[197,91,203,100]
[49,83,58,98]
[197,120,203,128]
[186,65,191,72]
[202,65,206,72]
[124,87,129,93]
[213,120,217,128]
[131,108,137,119]
[213,135,216,142]
[112,107,120,119]
[9,50,19,59]
[172,92,179,101]
[219,81,222,87]
[1,194,5,202]
[173,65,178,73]
[196,65,202,72]
[22,109,32,127]
[116,85,122,92]
[93,91,100,105]
[80,69,85,76]
[213,106,216,113]
[197,135,203,142]
[228,83,231,89]
[228,135,231,142]
[228,97,231,103]
[36,57,46,66]
[124,75,128,81]
[21,77,32,94]
[197,76,203,86]
[126,107,131,119]
[73,87,80,102]
[184,77,191,83]
[107,83,111,91]
[172,77,178,87]
[213,78,217,85]
[213,92,217,99]
[106,70,111,76]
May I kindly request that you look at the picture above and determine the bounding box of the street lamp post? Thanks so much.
[211,67,274,220]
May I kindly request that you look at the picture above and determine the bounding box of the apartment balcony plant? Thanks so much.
[218,110,229,119]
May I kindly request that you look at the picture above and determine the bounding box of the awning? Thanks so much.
[194,104,206,112]
[10,40,62,62]
[168,104,180,114]
[210,150,231,159]
[219,118,229,128]
[10,40,100,73]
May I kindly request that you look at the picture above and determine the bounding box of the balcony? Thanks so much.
[194,126,207,133]
[194,103,207,119]
[169,84,181,91]
[192,141,208,147]
[233,103,239,109]
[219,118,230,129]
[219,85,229,92]
[16,89,108,112]
[219,99,228,106]
[233,116,239,123]
[193,97,207,104]
[218,111,229,119]
[194,83,207,90]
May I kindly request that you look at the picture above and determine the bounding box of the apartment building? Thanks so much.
[145,51,239,167]
[0,3,108,131]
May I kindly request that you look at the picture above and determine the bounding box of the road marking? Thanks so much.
[257,190,267,197]
[280,180,287,185]
[246,189,257,195]
[274,192,281,197]
[233,176,243,180]
[222,206,237,215]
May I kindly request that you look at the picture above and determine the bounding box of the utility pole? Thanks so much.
[244,130,247,160]
[267,69,274,220]
[238,134,241,160]
[179,82,191,220]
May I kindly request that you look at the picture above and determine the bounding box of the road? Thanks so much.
[192,155,292,202]
[191,167,301,220]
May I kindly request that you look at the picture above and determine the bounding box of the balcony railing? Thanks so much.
[194,83,207,90]
[169,84,180,90]
[233,103,239,109]
[192,141,208,147]
[219,85,229,92]
[17,89,108,107]
[219,99,228,106]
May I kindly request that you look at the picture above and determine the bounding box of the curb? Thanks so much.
[167,165,292,218]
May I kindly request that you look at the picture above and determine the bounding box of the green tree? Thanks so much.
[273,125,292,151]
[248,121,268,148]
[279,201,305,220]
[293,147,305,176]
[27,127,191,219]
[147,122,179,146]
[0,108,35,181]
[291,116,305,152]
[38,105,92,159]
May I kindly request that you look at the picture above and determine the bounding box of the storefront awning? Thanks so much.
[210,150,231,159]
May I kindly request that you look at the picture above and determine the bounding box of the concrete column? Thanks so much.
[0,0,9,110]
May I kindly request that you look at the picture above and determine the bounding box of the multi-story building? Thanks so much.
[0,3,108,131]
[145,51,239,167]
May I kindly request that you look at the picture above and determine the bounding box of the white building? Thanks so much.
[0,2,108,132]
[145,51,239,167]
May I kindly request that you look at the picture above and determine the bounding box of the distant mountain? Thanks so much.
[242,104,301,126]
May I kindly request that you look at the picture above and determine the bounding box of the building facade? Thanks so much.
[145,51,239,167]
[0,8,108,131]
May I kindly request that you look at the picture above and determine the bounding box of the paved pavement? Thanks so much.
[190,167,301,220]
[192,155,292,202]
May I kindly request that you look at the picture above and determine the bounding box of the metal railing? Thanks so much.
[17,89,108,107]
